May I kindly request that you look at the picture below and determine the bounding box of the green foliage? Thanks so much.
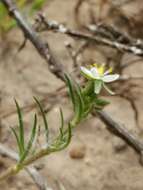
[34,97,49,143]
[65,74,85,125]
[11,96,72,164]
[10,74,108,171]
[65,74,109,124]
[20,114,37,162]
[11,100,38,163]
[0,0,45,33]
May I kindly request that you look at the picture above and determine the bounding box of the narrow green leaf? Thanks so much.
[20,114,37,162]
[74,84,84,122]
[11,128,23,156]
[64,123,72,148]
[34,97,49,143]
[65,74,85,125]
[15,99,25,154]
[95,98,110,107]
[27,114,37,150]
[64,74,76,110]
[59,123,72,150]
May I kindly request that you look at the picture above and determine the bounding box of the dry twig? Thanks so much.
[96,110,143,155]
[1,0,64,81]
[36,15,143,57]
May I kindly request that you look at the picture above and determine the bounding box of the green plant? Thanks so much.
[0,69,119,181]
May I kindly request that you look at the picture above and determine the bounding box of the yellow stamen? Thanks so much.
[98,65,105,75]
[90,62,113,75]
[93,63,97,67]
[108,67,113,73]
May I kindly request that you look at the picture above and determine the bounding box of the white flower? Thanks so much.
[81,64,119,94]
[81,65,119,82]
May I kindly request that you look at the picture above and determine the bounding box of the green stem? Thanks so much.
[0,147,54,182]
[0,165,20,181]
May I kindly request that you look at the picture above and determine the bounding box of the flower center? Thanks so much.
[92,64,105,75]
[98,66,104,75]
[91,63,113,76]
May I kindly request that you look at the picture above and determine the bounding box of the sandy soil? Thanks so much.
[0,0,143,190]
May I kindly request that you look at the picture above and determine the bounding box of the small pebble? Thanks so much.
[69,144,86,159]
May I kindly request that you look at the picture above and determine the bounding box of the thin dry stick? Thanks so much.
[96,110,143,154]
[37,15,143,57]
[1,0,65,81]
[0,143,52,190]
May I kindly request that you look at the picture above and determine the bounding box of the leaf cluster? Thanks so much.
[11,75,109,168]
[12,97,71,165]
[65,75,109,125]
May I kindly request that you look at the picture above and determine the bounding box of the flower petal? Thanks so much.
[103,74,119,83]
[80,66,94,79]
[90,67,100,78]
[103,67,113,75]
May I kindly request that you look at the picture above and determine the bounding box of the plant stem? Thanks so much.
[0,165,19,181]
[0,147,52,182]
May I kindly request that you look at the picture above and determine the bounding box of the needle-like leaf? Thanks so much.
[34,97,49,143]
[75,83,85,119]
[20,114,37,163]
[65,74,85,124]
[64,74,76,111]
[11,128,23,156]
[15,99,25,154]
[95,98,110,107]
[60,123,72,150]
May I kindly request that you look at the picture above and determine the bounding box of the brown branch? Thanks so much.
[1,0,65,81]
[36,14,143,57]
[96,110,143,154]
